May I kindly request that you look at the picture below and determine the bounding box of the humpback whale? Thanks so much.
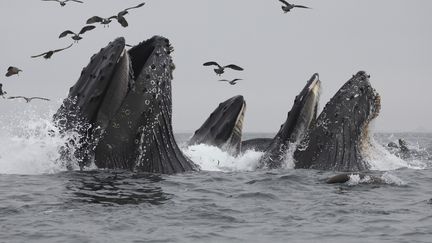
[258,73,321,169]
[54,36,198,174]
[188,95,246,155]
[294,71,381,171]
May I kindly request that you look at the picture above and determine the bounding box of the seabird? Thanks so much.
[278,0,310,13]
[31,43,73,59]
[8,96,50,103]
[0,83,6,98]
[59,25,96,42]
[218,79,243,85]
[5,66,22,77]
[203,61,244,76]
[87,2,145,28]
[41,0,83,7]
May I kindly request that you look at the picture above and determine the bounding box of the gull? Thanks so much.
[8,96,50,103]
[5,66,22,77]
[87,2,145,28]
[31,43,73,59]
[59,25,95,42]
[278,0,310,13]
[203,61,244,76]
[218,79,243,85]
[41,0,84,7]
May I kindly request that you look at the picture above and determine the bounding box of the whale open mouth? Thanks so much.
[55,36,196,173]
[259,73,321,169]
[188,95,246,155]
[294,71,381,172]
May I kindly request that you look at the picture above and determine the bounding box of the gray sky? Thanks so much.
[0,0,431,133]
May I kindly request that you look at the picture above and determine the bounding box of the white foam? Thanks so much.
[365,136,426,171]
[347,174,372,186]
[0,108,81,175]
[346,172,406,186]
[182,144,263,172]
[380,172,406,186]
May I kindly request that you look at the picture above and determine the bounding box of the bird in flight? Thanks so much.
[0,84,7,98]
[59,25,95,42]
[87,2,146,28]
[278,0,310,13]
[5,66,22,77]
[219,79,243,85]
[203,61,244,76]
[31,43,73,59]
[41,0,83,7]
[8,96,50,103]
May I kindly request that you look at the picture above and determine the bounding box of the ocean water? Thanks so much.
[0,112,432,242]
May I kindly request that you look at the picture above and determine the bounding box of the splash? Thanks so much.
[364,135,427,171]
[0,105,83,175]
[182,144,263,172]
[346,172,406,186]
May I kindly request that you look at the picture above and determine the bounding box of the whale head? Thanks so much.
[54,36,196,173]
[294,71,381,171]
[259,73,321,168]
[188,95,246,155]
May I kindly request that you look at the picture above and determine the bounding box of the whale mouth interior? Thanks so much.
[214,97,246,145]
[284,74,321,143]
[128,42,156,79]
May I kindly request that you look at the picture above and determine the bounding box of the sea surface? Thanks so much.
[0,113,431,242]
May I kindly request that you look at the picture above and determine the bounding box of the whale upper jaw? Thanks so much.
[188,95,246,156]
[258,73,321,169]
[294,71,381,172]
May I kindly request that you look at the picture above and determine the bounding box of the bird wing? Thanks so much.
[86,16,104,24]
[8,96,26,100]
[31,52,49,58]
[218,79,229,82]
[68,0,84,3]
[293,5,310,9]
[232,78,243,82]
[203,61,222,68]
[224,64,244,71]
[124,2,145,12]
[59,30,75,38]
[117,16,129,27]
[109,15,118,20]
[79,25,96,35]
[41,0,60,2]
[278,0,290,6]
[52,43,73,53]
[30,97,51,101]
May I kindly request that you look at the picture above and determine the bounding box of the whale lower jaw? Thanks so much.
[258,73,321,169]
